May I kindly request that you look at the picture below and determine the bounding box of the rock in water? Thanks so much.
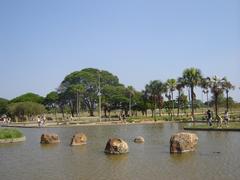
[170,132,198,153]
[134,136,145,143]
[104,138,129,154]
[40,133,60,144]
[70,133,87,146]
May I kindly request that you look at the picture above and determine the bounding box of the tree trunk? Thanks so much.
[177,90,180,117]
[191,86,194,118]
[76,93,79,117]
[226,90,229,112]
[69,101,74,117]
[215,94,218,119]
[124,109,128,117]
[129,95,132,117]
[104,108,107,117]
[88,102,95,116]
[54,107,57,121]
[61,107,65,118]
[171,91,174,119]
[89,109,94,116]
[207,92,209,107]
[154,96,157,120]
[108,110,111,119]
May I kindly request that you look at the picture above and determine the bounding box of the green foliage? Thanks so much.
[102,85,129,111]
[59,68,122,116]
[182,68,203,87]
[0,98,9,115]
[131,91,149,114]
[166,79,177,92]
[44,91,59,110]
[0,128,23,139]
[209,76,229,116]
[8,102,46,121]
[145,80,166,111]
[194,99,205,108]
[209,94,235,107]
[11,93,44,104]
[177,93,188,110]
[182,67,203,116]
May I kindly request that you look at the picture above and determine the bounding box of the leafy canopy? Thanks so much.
[11,93,44,104]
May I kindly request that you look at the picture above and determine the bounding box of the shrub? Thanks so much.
[8,102,46,121]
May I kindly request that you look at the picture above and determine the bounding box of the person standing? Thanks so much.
[206,109,212,126]
[37,116,41,127]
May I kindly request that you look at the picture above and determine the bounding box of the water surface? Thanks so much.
[0,123,239,180]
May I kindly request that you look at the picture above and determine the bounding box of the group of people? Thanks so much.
[0,115,11,125]
[119,112,126,123]
[37,115,46,127]
[206,109,230,127]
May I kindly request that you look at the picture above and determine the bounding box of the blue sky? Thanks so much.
[0,0,239,101]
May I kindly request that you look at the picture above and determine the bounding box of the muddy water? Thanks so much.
[0,123,239,180]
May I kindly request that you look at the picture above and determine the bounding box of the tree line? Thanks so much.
[0,67,237,121]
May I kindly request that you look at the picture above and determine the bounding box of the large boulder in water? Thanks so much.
[170,132,198,153]
[134,136,145,143]
[40,133,60,144]
[70,133,87,146]
[104,138,129,154]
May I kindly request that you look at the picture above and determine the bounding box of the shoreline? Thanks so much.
[0,136,26,143]
[184,127,240,131]
[1,120,166,128]
[2,119,239,129]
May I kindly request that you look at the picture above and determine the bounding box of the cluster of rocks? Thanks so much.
[40,132,198,154]
[40,133,87,145]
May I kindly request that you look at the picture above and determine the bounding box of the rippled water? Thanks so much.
[0,123,240,180]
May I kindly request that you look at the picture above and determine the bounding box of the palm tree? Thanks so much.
[222,77,234,112]
[209,76,225,118]
[145,80,166,119]
[126,86,135,117]
[182,68,203,118]
[201,77,211,107]
[176,77,185,116]
[166,79,177,119]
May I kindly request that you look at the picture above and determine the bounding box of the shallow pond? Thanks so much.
[0,123,240,180]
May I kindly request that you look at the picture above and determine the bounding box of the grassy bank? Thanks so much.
[0,128,23,139]
[184,122,240,131]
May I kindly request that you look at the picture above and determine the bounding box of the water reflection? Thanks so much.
[105,154,129,162]
[170,152,195,163]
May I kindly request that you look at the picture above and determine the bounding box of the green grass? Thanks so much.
[185,122,240,129]
[0,128,23,139]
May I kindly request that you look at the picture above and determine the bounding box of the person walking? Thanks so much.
[224,110,230,127]
[217,114,223,128]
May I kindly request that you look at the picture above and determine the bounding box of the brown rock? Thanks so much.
[170,132,198,153]
[104,138,129,154]
[40,133,60,144]
[134,136,145,143]
[70,133,87,146]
